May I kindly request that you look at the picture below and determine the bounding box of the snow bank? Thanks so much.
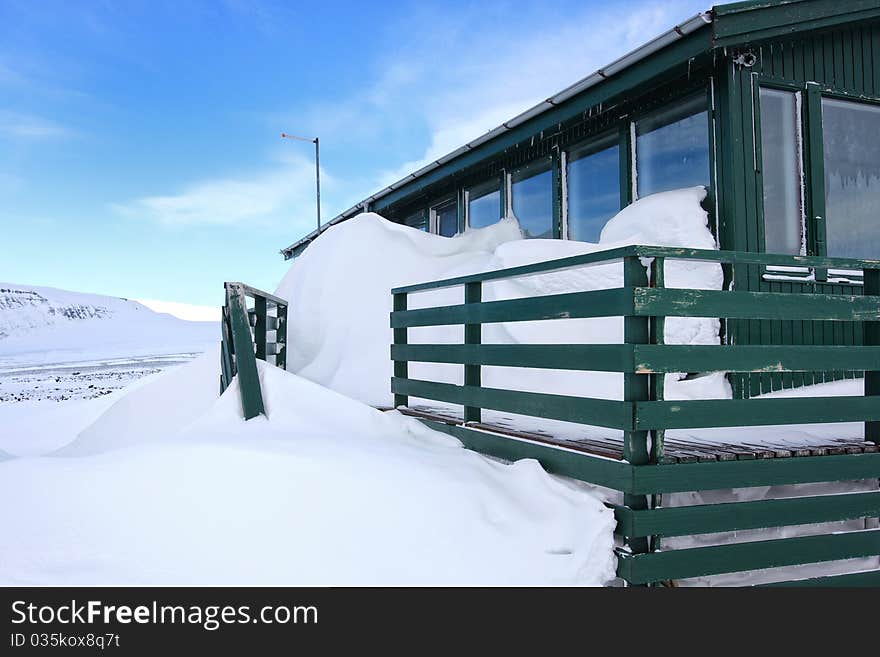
[0,359,616,585]
[276,187,725,408]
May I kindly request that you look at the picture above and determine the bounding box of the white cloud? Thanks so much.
[0,111,72,140]
[369,1,707,187]
[114,153,329,231]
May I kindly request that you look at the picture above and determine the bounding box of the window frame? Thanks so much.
[753,74,880,265]
[464,177,504,230]
[563,129,622,243]
[429,196,459,237]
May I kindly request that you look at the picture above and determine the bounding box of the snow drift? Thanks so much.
[276,187,727,409]
[1,358,616,585]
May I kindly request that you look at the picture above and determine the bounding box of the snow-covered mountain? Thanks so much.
[0,282,218,367]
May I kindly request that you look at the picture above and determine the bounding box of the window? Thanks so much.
[431,199,459,237]
[566,134,620,242]
[821,98,880,259]
[759,88,803,254]
[510,158,553,238]
[467,180,502,229]
[403,210,428,232]
[635,94,710,197]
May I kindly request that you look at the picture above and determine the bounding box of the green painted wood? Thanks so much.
[712,0,880,48]
[225,283,265,420]
[613,491,880,538]
[391,245,880,294]
[392,292,408,408]
[391,343,634,372]
[254,295,267,361]
[623,256,651,561]
[275,304,288,370]
[391,377,633,430]
[390,288,634,328]
[630,451,880,495]
[633,287,880,321]
[418,419,634,491]
[635,395,880,430]
[617,528,880,585]
[758,570,880,587]
[866,269,880,443]
[464,281,482,423]
[633,344,880,373]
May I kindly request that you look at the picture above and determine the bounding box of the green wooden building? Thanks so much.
[226,0,880,585]
[282,0,880,392]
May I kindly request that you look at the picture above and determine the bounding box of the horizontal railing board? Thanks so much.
[633,287,880,321]
[635,396,880,430]
[392,378,632,430]
[392,343,880,374]
[391,245,880,294]
[616,528,880,585]
[757,570,880,587]
[612,491,880,538]
[418,419,633,491]
[633,344,880,373]
[224,281,287,306]
[391,343,633,372]
[390,289,633,328]
[630,452,880,494]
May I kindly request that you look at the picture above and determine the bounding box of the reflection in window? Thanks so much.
[510,158,553,238]
[636,94,710,197]
[822,98,880,259]
[467,180,502,229]
[567,135,620,242]
[759,88,803,254]
[403,210,428,232]
[432,200,458,237]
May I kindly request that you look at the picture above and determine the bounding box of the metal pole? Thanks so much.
[314,137,321,232]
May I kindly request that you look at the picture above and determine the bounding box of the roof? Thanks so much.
[281,0,880,259]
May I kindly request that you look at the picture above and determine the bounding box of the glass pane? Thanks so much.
[433,201,458,237]
[403,210,427,232]
[822,97,880,259]
[511,159,553,238]
[759,88,803,254]
[636,94,710,197]
[467,180,502,229]
[567,135,620,242]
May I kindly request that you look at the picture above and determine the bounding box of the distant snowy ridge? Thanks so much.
[0,282,218,367]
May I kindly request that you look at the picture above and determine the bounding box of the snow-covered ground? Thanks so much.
[0,282,217,370]
[1,188,874,585]
[0,352,616,585]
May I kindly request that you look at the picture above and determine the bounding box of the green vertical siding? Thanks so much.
[718,22,879,397]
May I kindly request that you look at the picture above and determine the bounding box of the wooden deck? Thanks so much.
[394,405,880,465]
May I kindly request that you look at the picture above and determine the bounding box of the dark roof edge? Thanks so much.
[280,10,713,259]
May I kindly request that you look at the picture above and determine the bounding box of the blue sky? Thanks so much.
[0,0,707,308]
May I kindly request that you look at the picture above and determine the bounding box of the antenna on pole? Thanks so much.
[281,132,321,232]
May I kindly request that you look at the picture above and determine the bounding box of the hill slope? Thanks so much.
[0,282,218,368]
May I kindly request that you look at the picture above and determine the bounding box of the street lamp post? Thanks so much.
[281,132,321,232]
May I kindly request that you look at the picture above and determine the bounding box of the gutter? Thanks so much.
[281,9,714,259]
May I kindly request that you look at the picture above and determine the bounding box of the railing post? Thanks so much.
[254,294,267,361]
[464,282,482,423]
[649,257,666,464]
[226,283,265,420]
[622,255,651,570]
[276,302,288,370]
[393,292,409,408]
[866,268,880,444]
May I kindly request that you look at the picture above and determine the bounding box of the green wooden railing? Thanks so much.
[390,245,880,586]
[221,282,288,420]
